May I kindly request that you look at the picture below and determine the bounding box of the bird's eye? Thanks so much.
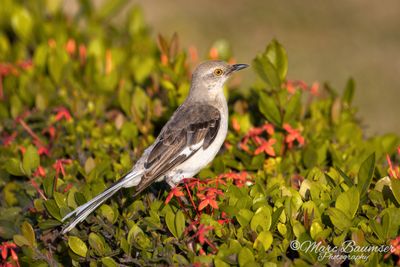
[213,68,224,76]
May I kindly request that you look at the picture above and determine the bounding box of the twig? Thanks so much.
[18,119,45,147]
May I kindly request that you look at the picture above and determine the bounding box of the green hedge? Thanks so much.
[1,1,400,266]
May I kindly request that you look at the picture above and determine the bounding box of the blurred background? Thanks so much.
[66,0,400,135]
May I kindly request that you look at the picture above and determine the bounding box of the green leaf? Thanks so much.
[258,92,281,125]
[100,204,115,223]
[391,178,400,204]
[214,258,230,267]
[38,219,61,230]
[22,145,40,176]
[101,257,118,267]
[68,236,88,257]
[44,199,61,221]
[253,231,273,251]
[21,221,36,247]
[335,187,359,219]
[11,7,33,40]
[265,39,288,81]
[236,209,254,227]
[131,86,149,119]
[10,95,23,118]
[253,54,281,90]
[357,153,375,197]
[342,78,355,105]
[250,207,271,233]
[118,82,132,116]
[238,247,255,267]
[174,210,185,238]
[5,158,25,176]
[13,235,30,247]
[327,207,352,231]
[283,91,301,122]
[165,210,185,238]
[89,232,106,256]
[335,167,354,186]
[97,0,127,20]
[270,206,284,230]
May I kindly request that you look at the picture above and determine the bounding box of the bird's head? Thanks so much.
[190,60,249,97]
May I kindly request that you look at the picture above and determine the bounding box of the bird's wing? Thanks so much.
[134,103,221,193]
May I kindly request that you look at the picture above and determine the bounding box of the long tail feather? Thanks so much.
[61,171,141,234]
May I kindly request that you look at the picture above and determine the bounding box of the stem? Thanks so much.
[184,182,199,217]
[30,179,47,200]
[18,119,45,147]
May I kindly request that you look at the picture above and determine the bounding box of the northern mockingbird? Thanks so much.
[61,60,249,233]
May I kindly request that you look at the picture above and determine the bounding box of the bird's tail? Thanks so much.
[61,171,142,234]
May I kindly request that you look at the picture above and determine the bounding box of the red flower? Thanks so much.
[197,193,219,211]
[188,46,199,63]
[310,82,319,96]
[53,159,72,178]
[283,123,305,148]
[2,132,17,146]
[79,44,87,64]
[54,107,72,122]
[209,47,218,60]
[263,123,275,135]
[254,138,276,156]
[0,242,19,267]
[387,154,399,179]
[165,186,185,204]
[37,146,50,156]
[42,126,56,140]
[219,171,250,187]
[65,39,76,55]
[385,236,400,265]
[192,224,213,245]
[231,117,241,132]
[285,80,296,94]
[33,166,46,178]
[18,146,26,155]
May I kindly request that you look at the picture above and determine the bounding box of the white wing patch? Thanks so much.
[178,140,205,157]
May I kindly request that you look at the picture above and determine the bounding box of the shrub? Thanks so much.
[1,1,400,266]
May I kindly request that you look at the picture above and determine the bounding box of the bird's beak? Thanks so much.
[228,63,249,74]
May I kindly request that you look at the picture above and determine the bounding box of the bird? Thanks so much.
[61,60,249,233]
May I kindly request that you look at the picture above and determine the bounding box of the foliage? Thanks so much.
[1,0,400,266]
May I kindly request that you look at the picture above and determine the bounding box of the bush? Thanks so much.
[1,1,400,266]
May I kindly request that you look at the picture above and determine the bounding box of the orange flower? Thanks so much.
[231,117,241,132]
[65,39,76,55]
[79,44,87,64]
[283,123,305,148]
[254,138,276,156]
[310,82,319,96]
[160,53,168,65]
[209,47,218,60]
[54,107,72,122]
[165,186,185,204]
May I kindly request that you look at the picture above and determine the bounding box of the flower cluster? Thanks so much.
[238,122,304,157]
[0,242,19,267]
[385,236,400,266]
[284,80,320,96]
[165,171,250,255]
[1,107,74,200]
